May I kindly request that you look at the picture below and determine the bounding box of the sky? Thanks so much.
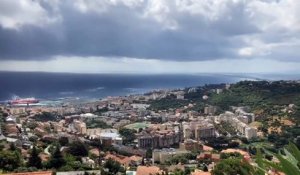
[0,0,300,74]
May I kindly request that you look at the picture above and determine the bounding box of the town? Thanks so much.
[0,80,300,175]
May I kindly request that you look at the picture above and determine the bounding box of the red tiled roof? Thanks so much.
[136,166,164,175]
[104,153,142,166]
[191,170,211,175]
[203,145,213,151]
[4,171,52,175]
[89,148,100,156]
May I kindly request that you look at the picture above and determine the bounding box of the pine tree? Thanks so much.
[27,146,42,169]
[48,145,65,169]
[141,157,145,165]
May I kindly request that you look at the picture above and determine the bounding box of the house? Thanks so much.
[39,152,50,162]
[152,148,190,164]
[104,153,142,167]
[6,116,17,123]
[6,137,22,147]
[191,170,211,175]
[197,152,220,162]
[89,148,100,156]
[82,157,96,168]
[56,171,101,175]
[3,171,53,175]
[136,166,164,175]
[126,171,136,175]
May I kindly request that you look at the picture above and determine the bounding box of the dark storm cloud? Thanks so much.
[0,0,262,61]
[0,0,298,62]
[0,25,64,59]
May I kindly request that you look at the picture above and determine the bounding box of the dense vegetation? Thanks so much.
[67,141,89,157]
[208,81,300,112]
[0,109,7,134]
[212,158,253,175]
[102,158,125,175]
[149,80,300,149]
[149,94,189,111]
[0,149,23,171]
[150,81,300,120]
[85,119,112,129]
[119,128,136,145]
[33,112,62,122]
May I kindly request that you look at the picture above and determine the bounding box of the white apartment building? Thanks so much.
[245,127,257,139]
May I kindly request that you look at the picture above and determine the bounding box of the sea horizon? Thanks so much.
[1,71,300,102]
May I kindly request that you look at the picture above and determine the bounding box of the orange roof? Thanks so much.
[89,148,100,156]
[211,154,220,160]
[191,170,211,175]
[39,153,50,162]
[4,171,52,175]
[129,155,142,162]
[104,153,142,166]
[203,145,213,151]
[136,166,164,175]
[105,154,122,163]
[268,169,285,175]
[120,157,131,165]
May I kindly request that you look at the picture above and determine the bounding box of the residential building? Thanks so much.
[137,129,182,149]
[99,129,123,145]
[152,148,190,164]
[73,120,87,134]
[245,127,257,139]
[3,171,53,175]
[136,166,164,175]
[183,120,216,141]
[197,152,220,162]
[8,107,26,115]
[195,124,215,140]
[179,139,203,151]
[204,106,217,115]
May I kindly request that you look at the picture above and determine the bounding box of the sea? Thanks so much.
[0,71,299,102]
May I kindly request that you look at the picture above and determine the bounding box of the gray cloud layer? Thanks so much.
[0,0,299,62]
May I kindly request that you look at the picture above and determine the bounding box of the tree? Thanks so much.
[141,157,145,165]
[48,145,65,169]
[203,165,208,172]
[27,146,42,169]
[146,149,153,159]
[220,152,242,159]
[0,150,22,171]
[103,158,124,175]
[9,143,16,151]
[183,167,191,175]
[119,128,136,144]
[59,137,69,146]
[34,112,61,122]
[212,158,253,175]
[68,141,88,157]
[172,169,184,175]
